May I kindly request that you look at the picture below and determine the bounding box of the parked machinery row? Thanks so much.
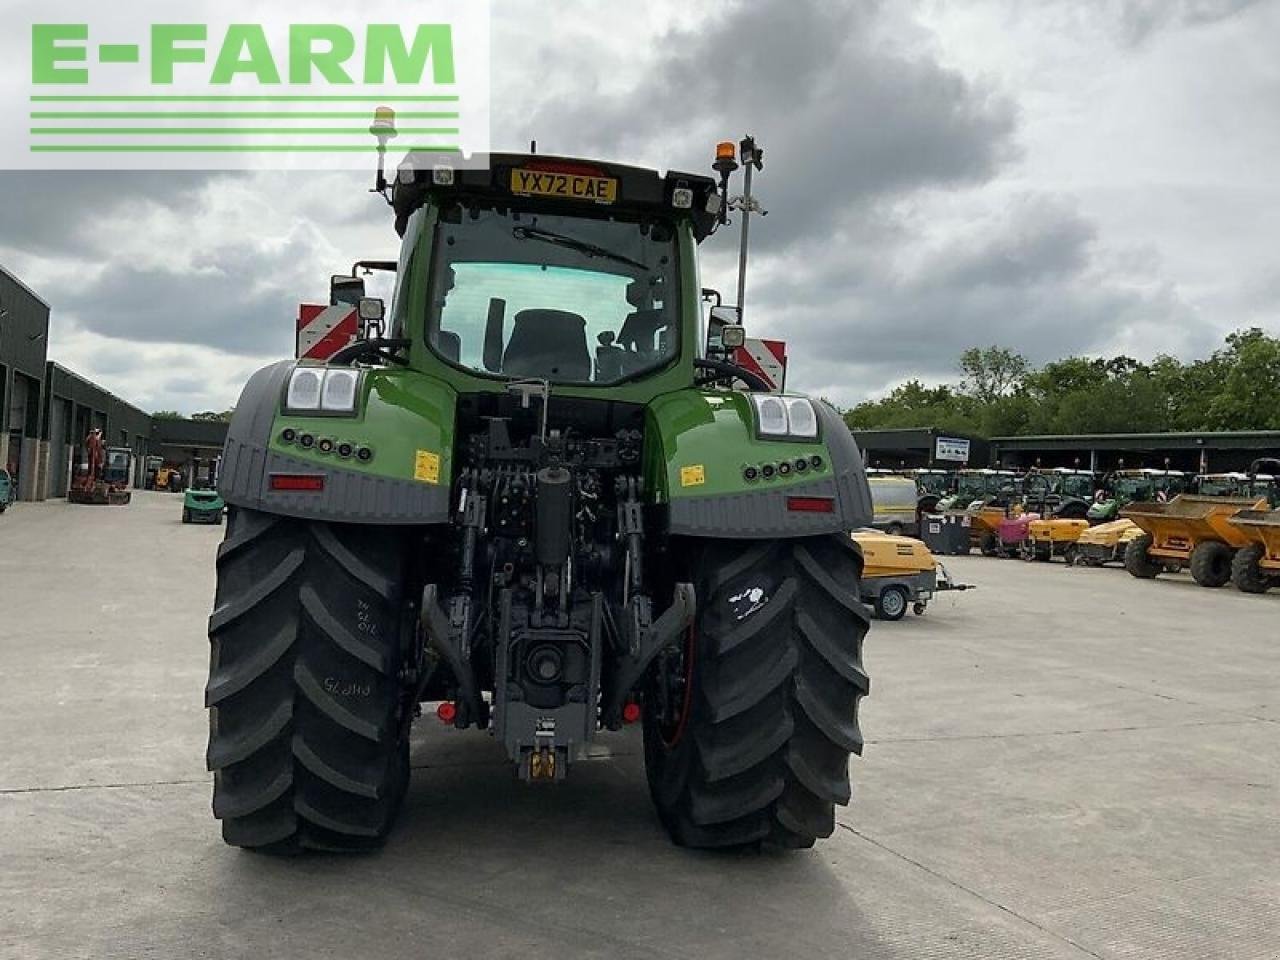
[868,461,1280,590]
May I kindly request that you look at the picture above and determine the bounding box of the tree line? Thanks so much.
[842,328,1280,437]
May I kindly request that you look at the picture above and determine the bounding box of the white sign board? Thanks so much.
[935,437,971,463]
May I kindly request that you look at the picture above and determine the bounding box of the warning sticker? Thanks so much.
[680,464,706,487]
[414,450,441,485]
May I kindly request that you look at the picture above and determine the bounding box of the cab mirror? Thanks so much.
[706,304,742,356]
[330,275,365,306]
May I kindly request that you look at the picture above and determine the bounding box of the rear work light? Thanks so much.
[269,473,325,492]
[787,496,835,513]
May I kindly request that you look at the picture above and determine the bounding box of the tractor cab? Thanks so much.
[1196,471,1279,506]
[941,468,1019,510]
[383,151,722,398]
[1089,468,1188,523]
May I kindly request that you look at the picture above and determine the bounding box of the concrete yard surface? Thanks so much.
[1,492,1277,959]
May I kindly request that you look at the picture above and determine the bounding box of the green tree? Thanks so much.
[151,410,183,420]
[1206,332,1280,430]
[957,346,1029,404]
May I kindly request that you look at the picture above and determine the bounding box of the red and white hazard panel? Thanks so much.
[733,339,787,392]
[296,304,359,361]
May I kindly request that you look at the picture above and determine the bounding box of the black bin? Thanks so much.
[920,512,970,556]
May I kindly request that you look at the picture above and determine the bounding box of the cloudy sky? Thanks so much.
[1,0,1277,412]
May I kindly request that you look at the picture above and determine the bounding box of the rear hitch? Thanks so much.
[601,583,696,729]
[419,584,489,729]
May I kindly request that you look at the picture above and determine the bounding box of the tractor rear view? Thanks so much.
[205,131,873,852]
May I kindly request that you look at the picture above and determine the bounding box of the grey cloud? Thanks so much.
[53,239,318,356]
[1117,0,1266,45]
[523,0,1019,249]
[741,194,1210,404]
[0,172,232,258]
[162,377,209,396]
[925,197,1096,290]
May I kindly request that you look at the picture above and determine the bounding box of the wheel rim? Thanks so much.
[881,589,905,618]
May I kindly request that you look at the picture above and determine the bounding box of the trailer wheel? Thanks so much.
[1189,541,1232,588]
[912,601,927,616]
[643,536,870,849]
[875,585,909,621]
[182,508,191,524]
[205,507,414,853]
[1124,534,1161,579]
[1231,543,1273,594]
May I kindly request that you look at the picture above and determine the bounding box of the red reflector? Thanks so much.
[787,496,835,514]
[269,473,325,492]
[622,702,642,725]
[436,701,457,724]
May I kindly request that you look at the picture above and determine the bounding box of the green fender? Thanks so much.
[218,361,457,524]
[644,389,873,538]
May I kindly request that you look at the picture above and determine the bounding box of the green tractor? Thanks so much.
[205,133,874,853]
[1087,468,1188,524]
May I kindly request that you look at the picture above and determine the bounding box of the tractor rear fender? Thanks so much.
[644,390,873,537]
[218,360,456,524]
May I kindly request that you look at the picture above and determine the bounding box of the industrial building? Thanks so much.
[2,264,229,503]
[2,266,53,500]
[851,428,990,469]
[990,431,1280,473]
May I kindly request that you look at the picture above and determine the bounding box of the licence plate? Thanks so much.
[510,168,617,203]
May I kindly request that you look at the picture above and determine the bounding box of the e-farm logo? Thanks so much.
[1,1,490,170]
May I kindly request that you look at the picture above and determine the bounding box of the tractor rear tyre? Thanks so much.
[1124,534,1161,579]
[205,507,413,853]
[643,535,871,850]
[1189,541,1232,588]
[1231,543,1273,594]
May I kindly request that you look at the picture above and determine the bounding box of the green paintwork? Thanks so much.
[184,488,225,513]
[644,390,831,503]
[255,193,836,512]
[268,367,459,487]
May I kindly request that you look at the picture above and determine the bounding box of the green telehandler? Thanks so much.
[205,129,874,853]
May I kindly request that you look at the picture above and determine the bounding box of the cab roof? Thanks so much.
[391,152,721,241]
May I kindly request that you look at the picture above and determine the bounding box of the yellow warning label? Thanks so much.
[414,450,441,485]
[680,464,706,487]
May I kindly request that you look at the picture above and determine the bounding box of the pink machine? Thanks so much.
[996,513,1040,557]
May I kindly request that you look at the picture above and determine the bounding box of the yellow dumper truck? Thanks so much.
[1122,495,1268,587]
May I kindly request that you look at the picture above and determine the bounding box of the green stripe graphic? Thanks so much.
[31,128,459,135]
[31,111,459,119]
[98,45,140,64]
[30,95,459,102]
[30,144,459,153]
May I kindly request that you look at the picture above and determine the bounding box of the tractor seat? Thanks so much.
[502,309,591,381]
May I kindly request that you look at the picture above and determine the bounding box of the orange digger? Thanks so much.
[68,429,133,506]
